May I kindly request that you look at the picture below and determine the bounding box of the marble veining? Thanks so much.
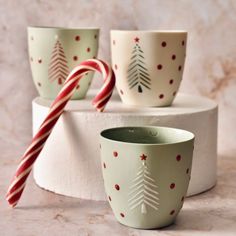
[1,0,236,156]
[0,0,236,235]
[0,151,235,235]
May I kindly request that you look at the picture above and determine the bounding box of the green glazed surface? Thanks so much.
[100,126,194,229]
[28,27,99,100]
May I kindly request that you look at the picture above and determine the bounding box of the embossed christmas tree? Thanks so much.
[127,37,151,93]
[128,154,159,214]
[48,39,69,85]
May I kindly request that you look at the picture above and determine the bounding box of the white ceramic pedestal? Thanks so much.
[32,91,218,200]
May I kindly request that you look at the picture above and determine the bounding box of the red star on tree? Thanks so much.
[134,37,140,43]
[140,154,147,161]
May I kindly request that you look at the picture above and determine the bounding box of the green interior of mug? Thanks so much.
[101,126,194,145]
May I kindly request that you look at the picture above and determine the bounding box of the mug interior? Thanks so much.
[101,126,194,145]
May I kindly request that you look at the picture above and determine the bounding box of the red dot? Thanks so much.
[172,54,176,60]
[103,162,106,169]
[114,64,118,70]
[73,56,78,61]
[178,66,182,71]
[37,82,41,87]
[113,40,116,45]
[173,91,177,96]
[120,89,124,95]
[181,196,184,202]
[38,58,42,63]
[113,151,118,157]
[120,213,125,217]
[108,196,111,201]
[170,183,175,189]
[169,79,174,84]
[161,41,167,47]
[159,94,164,99]
[186,168,189,174]
[157,64,162,70]
[170,210,175,215]
[176,154,181,161]
[75,35,80,41]
[87,47,91,52]
[182,40,185,46]
[115,184,120,191]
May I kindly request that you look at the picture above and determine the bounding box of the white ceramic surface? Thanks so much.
[32,90,217,201]
[111,30,187,106]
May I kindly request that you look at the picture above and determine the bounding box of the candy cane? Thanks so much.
[6,59,116,207]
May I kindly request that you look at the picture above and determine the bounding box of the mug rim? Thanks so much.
[110,30,187,34]
[27,26,99,30]
[100,126,194,146]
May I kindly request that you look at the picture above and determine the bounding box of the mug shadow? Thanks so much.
[159,205,235,233]
[149,189,236,233]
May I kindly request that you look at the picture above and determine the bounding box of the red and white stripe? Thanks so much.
[6,59,116,207]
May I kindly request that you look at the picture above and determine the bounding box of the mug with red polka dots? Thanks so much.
[28,27,99,100]
[111,30,187,107]
[100,126,194,229]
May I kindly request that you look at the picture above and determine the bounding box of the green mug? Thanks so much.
[100,126,194,229]
[28,26,99,100]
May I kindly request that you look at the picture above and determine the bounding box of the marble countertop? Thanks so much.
[1,152,236,236]
[1,0,236,235]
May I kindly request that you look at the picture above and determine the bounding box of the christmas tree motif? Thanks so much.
[128,154,159,214]
[127,37,151,93]
[48,39,69,85]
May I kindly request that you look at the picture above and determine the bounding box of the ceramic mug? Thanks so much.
[100,126,194,229]
[110,30,187,107]
[28,27,99,100]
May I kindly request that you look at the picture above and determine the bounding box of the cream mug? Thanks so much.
[110,30,187,107]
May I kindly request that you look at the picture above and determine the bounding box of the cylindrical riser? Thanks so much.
[33,92,218,200]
